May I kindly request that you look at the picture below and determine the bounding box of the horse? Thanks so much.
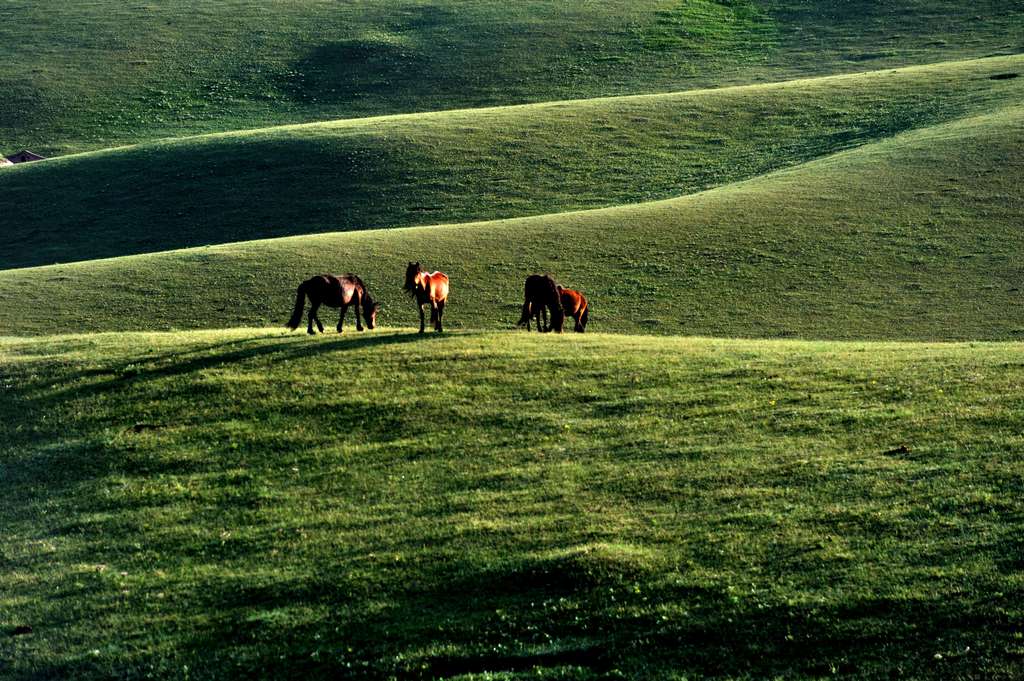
[404,262,450,333]
[517,274,564,332]
[559,288,589,332]
[286,274,379,335]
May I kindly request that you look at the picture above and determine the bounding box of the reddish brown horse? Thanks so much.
[517,274,564,332]
[559,288,589,333]
[404,262,450,333]
[286,274,379,334]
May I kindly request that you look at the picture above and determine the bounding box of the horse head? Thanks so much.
[362,296,380,329]
[403,262,422,296]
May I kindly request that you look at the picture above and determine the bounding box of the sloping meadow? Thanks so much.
[2,329,1023,678]
[2,0,1020,155]
[2,103,1022,340]
[0,55,1021,269]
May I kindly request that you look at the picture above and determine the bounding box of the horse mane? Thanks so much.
[344,273,378,309]
[362,287,378,310]
[403,263,422,297]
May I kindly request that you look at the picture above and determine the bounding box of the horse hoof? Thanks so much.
[307,330,316,335]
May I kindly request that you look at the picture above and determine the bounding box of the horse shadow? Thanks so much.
[2,329,468,499]
[25,329,454,403]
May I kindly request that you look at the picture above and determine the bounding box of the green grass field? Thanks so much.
[3,330,1024,679]
[2,2,1024,678]
[2,54,1022,269]
[2,101,1021,340]
[2,1,1021,155]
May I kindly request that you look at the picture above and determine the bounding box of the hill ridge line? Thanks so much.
[13,53,1022,166]
[3,102,1017,276]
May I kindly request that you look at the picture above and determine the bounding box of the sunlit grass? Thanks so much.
[2,328,1022,678]
[2,104,1021,341]
[2,54,1021,269]
[2,0,1020,154]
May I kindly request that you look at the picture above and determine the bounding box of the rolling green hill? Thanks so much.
[4,3,1024,679]
[3,329,1023,679]
[1,54,1021,270]
[2,102,1021,340]
[1,1,1021,155]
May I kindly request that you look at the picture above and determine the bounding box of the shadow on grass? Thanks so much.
[278,6,453,106]
[12,513,1024,680]
[1,330,466,501]
[23,330,455,400]
[155,560,1024,680]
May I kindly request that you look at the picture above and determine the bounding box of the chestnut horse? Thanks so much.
[559,288,589,333]
[517,274,564,332]
[404,262,450,333]
[286,274,379,334]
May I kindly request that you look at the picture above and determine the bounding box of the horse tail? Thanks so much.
[285,281,307,330]
[517,300,532,327]
[579,303,589,332]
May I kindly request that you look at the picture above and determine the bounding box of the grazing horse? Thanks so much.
[286,274,379,334]
[559,288,589,332]
[517,274,564,332]
[404,262,450,333]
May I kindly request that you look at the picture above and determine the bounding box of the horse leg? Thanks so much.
[337,304,347,333]
[307,299,318,334]
[310,301,324,334]
[354,292,364,332]
[541,305,549,333]
[419,303,426,334]
[435,300,445,332]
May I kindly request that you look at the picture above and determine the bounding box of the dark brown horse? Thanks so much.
[404,262,450,333]
[286,274,379,334]
[517,274,564,332]
[559,288,589,332]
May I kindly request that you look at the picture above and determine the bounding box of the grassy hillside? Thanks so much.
[3,329,1023,679]
[2,54,1021,270]
[2,103,1021,340]
[1,1,1021,155]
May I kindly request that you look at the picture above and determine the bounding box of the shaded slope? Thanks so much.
[1,0,1021,154]
[2,329,1024,678]
[1,55,1022,269]
[1,105,1021,339]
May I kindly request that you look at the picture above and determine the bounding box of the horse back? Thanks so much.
[425,271,450,302]
[524,274,559,305]
[307,273,358,307]
[560,288,587,316]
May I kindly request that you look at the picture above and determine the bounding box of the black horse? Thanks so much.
[517,274,564,332]
[286,274,379,334]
